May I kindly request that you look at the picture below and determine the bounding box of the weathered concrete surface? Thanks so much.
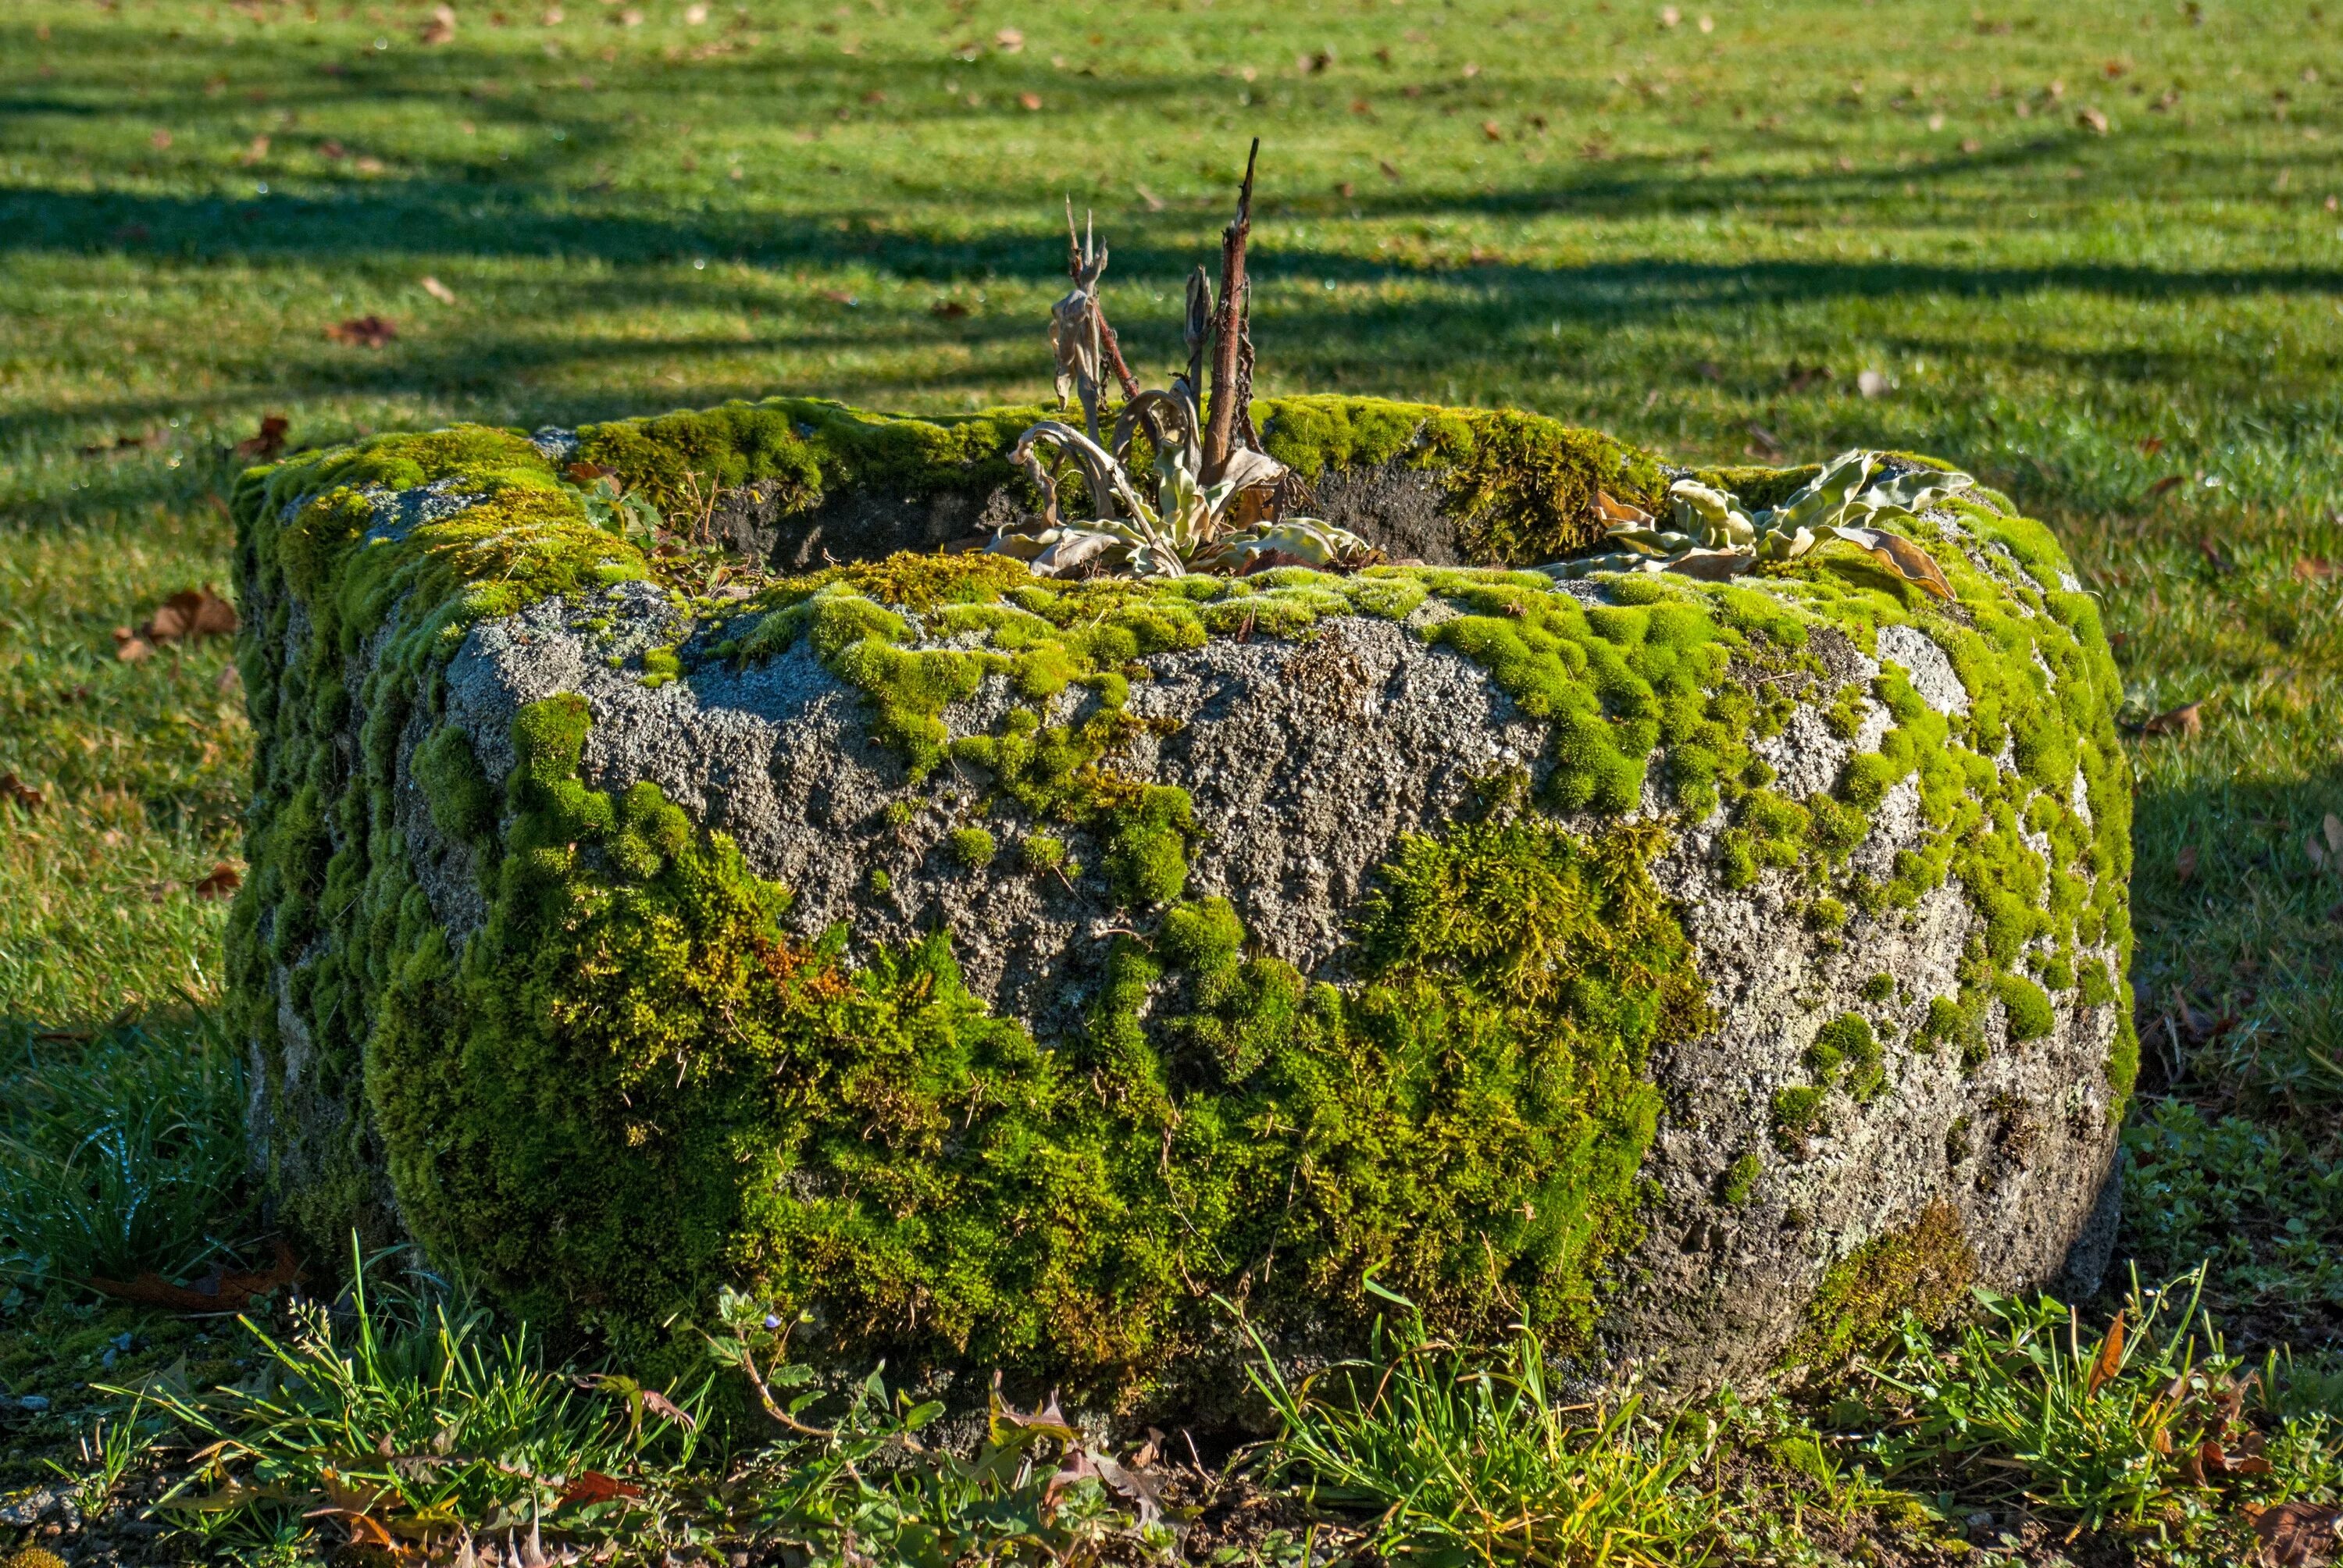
[405,567,2124,1392]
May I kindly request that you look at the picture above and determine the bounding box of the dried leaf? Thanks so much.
[1856,368,1891,398]
[2084,1308,2126,1396]
[80,429,165,456]
[419,4,457,44]
[194,862,244,900]
[1832,525,1958,601]
[1018,91,1043,111]
[1660,548,1756,582]
[87,1238,301,1312]
[421,275,458,305]
[113,628,155,662]
[2142,700,2204,737]
[144,585,240,644]
[1591,490,1656,527]
[929,298,970,319]
[2297,557,2339,581]
[557,1472,644,1509]
[2149,474,2184,497]
[235,415,291,460]
[2077,105,2111,134]
[326,315,398,347]
[2174,845,2199,882]
[2139,435,2166,455]
[2255,1501,2343,1566]
[0,772,43,813]
[637,1388,695,1430]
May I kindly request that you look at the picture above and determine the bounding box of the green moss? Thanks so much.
[1859,972,1895,1004]
[1256,397,1667,565]
[948,826,997,870]
[1721,1150,1763,1206]
[868,868,892,895]
[226,401,2138,1383]
[1813,1014,1886,1103]
[1996,974,2057,1042]
[640,647,682,688]
[412,724,495,846]
[1788,1199,1977,1367]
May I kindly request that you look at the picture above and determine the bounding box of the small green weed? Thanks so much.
[707,1287,1175,1565]
[0,1012,251,1289]
[1247,1282,1715,1566]
[1853,1268,2298,1537]
[141,1240,708,1557]
[2120,1099,2343,1337]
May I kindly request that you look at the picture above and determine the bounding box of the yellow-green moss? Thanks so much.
[572,394,1667,570]
[1788,1199,1977,1367]
[226,401,2137,1384]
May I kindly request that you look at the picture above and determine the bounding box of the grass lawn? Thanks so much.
[2,0,2341,1562]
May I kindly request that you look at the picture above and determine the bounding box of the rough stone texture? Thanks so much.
[231,406,2131,1406]
[398,548,2121,1395]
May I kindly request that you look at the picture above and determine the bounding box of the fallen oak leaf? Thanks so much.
[0,772,42,813]
[144,585,240,644]
[87,1238,301,1312]
[114,627,156,662]
[2254,1501,2343,1566]
[326,314,398,347]
[2085,1307,2127,1397]
[193,862,244,900]
[558,1471,644,1509]
[2296,557,2339,581]
[234,415,290,460]
[2141,700,2204,737]
[1832,525,1959,601]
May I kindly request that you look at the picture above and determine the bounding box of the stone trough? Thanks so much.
[228,394,2134,1413]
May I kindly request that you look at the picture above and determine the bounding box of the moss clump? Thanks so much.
[1997,974,2057,1042]
[1788,1199,1977,1367]
[1812,1014,1887,1103]
[1256,397,1668,564]
[1721,1151,1763,1206]
[947,826,997,870]
[1021,832,1066,874]
[361,701,1705,1380]
[225,397,2137,1385]
[1773,1086,1827,1155]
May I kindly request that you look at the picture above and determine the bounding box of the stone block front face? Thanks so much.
[228,396,2133,1410]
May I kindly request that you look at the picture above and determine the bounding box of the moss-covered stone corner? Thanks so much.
[369,693,1708,1386]
[1787,1200,1978,1369]
[1252,396,1668,563]
[564,393,1667,568]
[224,396,2135,1391]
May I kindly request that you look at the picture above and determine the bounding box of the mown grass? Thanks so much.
[2,0,2341,1562]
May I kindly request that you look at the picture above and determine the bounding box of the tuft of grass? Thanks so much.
[142,1239,708,1556]
[1247,1282,1716,1566]
[1851,1267,2334,1538]
[0,1010,251,1289]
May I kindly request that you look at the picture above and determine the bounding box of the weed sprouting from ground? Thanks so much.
[1247,1284,1717,1566]
[0,1011,251,1289]
[138,1239,709,1557]
[1850,1267,2343,1551]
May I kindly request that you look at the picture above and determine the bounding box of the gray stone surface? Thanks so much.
[402,540,2124,1392]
